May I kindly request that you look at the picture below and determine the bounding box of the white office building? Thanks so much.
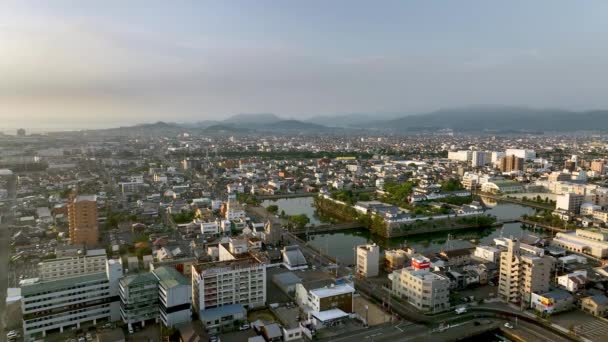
[152,266,192,327]
[38,249,108,280]
[471,151,490,167]
[556,193,585,214]
[505,149,536,160]
[21,260,122,341]
[390,256,450,313]
[448,150,472,162]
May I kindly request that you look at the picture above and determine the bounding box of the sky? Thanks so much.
[2,0,608,130]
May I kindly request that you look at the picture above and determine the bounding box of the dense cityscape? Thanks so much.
[5,2,608,342]
[1,126,608,342]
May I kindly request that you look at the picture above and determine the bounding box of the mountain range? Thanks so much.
[88,106,608,135]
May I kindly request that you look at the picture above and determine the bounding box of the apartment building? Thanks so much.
[68,195,99,247]
[356,244,380,278]
[591,159,606,174]
[191,258,266,314]
[499,155,524,173]
[21,259,122,341]
[119,273,159,329]
[38,249,107,280]
[498,238,553,305]
[152,266,192,327]
[390,255,450,313]
[556,193,584,214]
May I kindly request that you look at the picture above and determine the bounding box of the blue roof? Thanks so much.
[200,304,246,321]
[540,289,572,301]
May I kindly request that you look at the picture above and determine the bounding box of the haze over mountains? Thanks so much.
[47,106,608,134]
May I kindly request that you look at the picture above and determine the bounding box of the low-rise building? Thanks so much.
[552,230,608,258]
[296,283,355,314]
[356,244,380,278]
[199,304,247,334]
[390,255,450,313]
[557,270,587,293]
[581,295,608,317]
[530,290,574,315]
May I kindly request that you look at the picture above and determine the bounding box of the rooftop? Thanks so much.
[309,283,355,298]
[199,304,246,321]
[194,258,262,275]
[74,195,97,202]
[153,266,190,289]
[120,272,158,287]
[21,272,107,296]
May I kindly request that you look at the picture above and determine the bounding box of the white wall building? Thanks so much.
[192,259,266,313]
[505,149,536,160]
[356,244,380,278]
[38,249,107,280]
[152,266,192,327]
[21,260,122,341]
[556,193,585,214]
[473,246,501,263]
[390,255,450,313]
[557,270,587,293]
[448,150,471,162]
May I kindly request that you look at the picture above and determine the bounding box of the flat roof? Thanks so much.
[21,272,107,296]
[194,258,262,275]
[75,195,97,202]
[199,304,245,320]
[312,308,349,322]
[153,266,190,288]
[120,272,157,287]
[309,284,354,298]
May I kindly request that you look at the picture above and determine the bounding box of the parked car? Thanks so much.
[239,323,251,331]
[504,323,514,329]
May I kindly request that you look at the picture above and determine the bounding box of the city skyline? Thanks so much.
[3,1,608,130]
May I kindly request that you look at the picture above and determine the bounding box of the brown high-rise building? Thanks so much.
[591,159,606,174]
[499,155,524,172]
[564,160,576,172]
[68,195,99,247]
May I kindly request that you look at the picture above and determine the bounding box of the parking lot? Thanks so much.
[552,310,608,342]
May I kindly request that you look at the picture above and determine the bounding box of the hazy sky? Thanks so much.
[2,1,608,129]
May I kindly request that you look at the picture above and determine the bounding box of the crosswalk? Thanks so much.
[575,319,608,341]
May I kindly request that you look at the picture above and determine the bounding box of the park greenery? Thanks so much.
[440,178,465,191]
[172,211,196,224]
[266,204,279,215]
[330,189,371,205]
[288,214,310,228]
[521,212,577,229]
[236,192,261,206]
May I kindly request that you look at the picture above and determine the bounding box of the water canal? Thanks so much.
[264,195,549,265]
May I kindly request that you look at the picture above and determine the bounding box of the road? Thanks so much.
[282,229,578,341]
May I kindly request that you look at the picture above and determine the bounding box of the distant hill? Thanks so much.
[305,112,406,127]
[263,119,327,131]
[364,106,608,132]
[223,113,282,125]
